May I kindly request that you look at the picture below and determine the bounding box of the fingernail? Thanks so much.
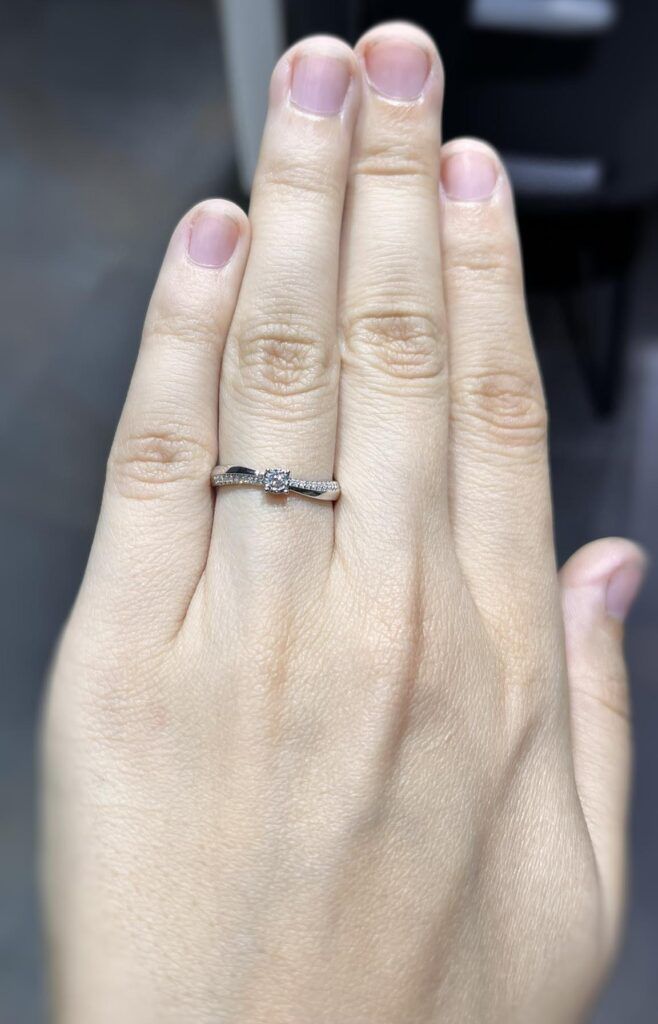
[290,53,351,115]
[605,559,647,621]
[441,149,500,202]
[365,39,430,101]
[188,211,239,268]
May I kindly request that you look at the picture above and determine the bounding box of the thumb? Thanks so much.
[560,537,647,945]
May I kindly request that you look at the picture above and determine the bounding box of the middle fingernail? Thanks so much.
[290,52,352,116]
[364,39,430,101]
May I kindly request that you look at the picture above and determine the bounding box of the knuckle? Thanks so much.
[452,368,548,452]
[233,316,333,402]
[444,235,521,290]
[108,424,215,498]
[258,158,341,205]
[52,622,178,757]
[351,137,435,183]
[572,672,631,725]
[343,308,445,384]
[145,307,217,351]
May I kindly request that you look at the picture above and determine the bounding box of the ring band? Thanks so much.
[211,465,340,501]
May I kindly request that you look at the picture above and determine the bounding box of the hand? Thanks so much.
[42,22,646,1023]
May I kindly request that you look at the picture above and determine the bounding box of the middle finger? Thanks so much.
[336,24,448,569]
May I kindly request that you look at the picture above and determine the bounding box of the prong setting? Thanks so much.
[263,468,291,494]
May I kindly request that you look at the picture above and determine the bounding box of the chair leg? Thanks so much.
[563,267,631,416]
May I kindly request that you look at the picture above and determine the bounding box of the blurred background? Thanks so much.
[2,0,658,1019]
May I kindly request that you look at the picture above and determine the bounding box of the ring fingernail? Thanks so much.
[188,211,239,268]
[441,149,499,202]
[364,39,430,101]
[290,53,351,115]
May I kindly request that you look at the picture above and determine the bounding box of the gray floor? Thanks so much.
[1,2,657,1020]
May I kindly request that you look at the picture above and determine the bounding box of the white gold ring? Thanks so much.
[211,465,340,501]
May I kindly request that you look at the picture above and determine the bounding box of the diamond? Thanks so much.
[263,468,291,494]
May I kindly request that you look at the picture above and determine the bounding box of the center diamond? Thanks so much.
[263,468,291,494]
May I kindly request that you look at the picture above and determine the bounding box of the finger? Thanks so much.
[336,23,448,565]
[440,139,554,620]
[85,201,250,640]
[212,36,359,575]
[560,538,646,946]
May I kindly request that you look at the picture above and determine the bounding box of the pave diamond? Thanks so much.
[263,468,291,494]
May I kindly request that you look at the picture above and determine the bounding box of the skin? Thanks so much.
[41,22,646,1024]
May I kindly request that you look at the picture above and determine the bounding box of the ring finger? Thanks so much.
[211,36,359,587]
